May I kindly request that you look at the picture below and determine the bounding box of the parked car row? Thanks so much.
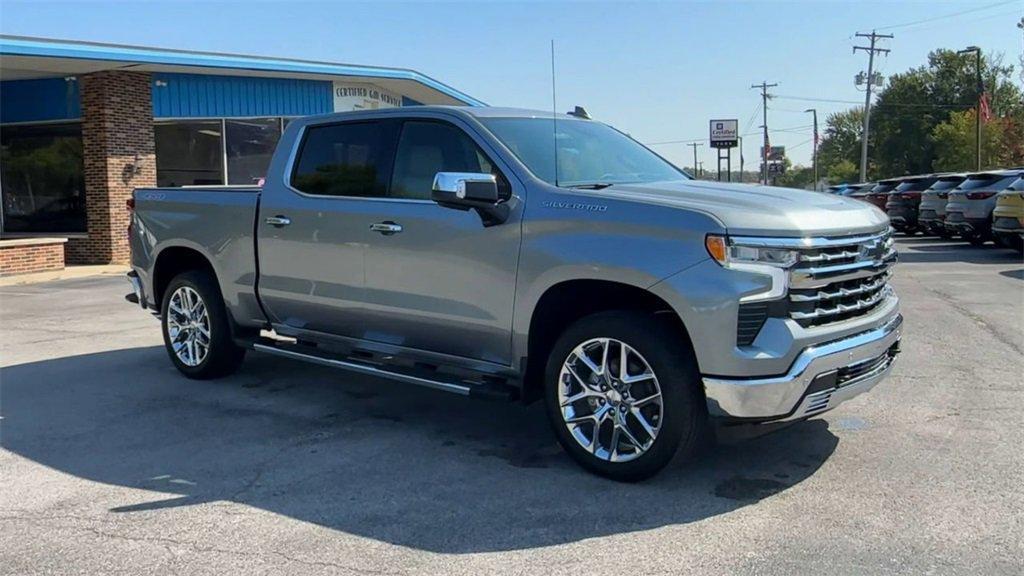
[829,169,1024,253]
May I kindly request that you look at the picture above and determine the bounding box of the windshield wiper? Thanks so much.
[566,182,615,190]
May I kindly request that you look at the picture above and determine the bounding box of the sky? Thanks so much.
[1,0,1021,171]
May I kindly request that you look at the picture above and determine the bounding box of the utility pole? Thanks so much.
[697,161,704,177]
[958,46,982,171]
[688,142,703,177]
[805,108,818,189]
[751,81,778,185]
[737,135,745,180]
[853,30,892,183]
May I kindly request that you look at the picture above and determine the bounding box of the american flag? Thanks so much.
[979,92,992,122]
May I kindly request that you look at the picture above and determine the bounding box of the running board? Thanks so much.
[253,342,476,396]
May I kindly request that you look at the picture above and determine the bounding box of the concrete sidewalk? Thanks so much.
[0,264,129,287]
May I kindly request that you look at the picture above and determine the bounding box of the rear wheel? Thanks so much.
[544,311,704,481]
[161,270,245,379]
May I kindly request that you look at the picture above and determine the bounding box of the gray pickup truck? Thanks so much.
[127,106,902,480]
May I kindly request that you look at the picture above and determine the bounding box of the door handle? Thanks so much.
[369,221,403,235]
[265,215,291,227]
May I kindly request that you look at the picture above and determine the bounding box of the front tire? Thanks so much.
[161,270,245,379]
[544,311,705,481]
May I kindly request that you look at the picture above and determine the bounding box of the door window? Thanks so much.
[291,121,392,198]
[390,121,509,200]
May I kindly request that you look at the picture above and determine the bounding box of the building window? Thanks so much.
[0,122,86,235]
[155,121,224,186]
[226,118,282,185]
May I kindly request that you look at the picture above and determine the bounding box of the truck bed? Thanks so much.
[130,187,265,327]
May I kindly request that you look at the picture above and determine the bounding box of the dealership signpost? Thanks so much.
[709,119,738,182]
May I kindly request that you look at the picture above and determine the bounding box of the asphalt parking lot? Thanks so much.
[1,238,1021,576]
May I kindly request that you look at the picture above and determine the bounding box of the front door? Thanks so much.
[359,119,522,365]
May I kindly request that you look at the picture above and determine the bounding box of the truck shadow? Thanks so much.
[0,347,838,553]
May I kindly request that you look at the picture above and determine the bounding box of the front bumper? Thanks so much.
[703,313,902,421]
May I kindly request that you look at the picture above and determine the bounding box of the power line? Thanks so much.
[774,94,974,109]
[875,0,1017,31]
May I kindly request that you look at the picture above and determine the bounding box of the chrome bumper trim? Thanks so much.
[126,272,146,309]
[703,312,903,419]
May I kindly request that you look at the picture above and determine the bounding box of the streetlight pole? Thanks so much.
[958,46,982,171]
[805,108,818,189]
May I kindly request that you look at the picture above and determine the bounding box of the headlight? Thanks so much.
[705,235,798,268]
[705,234,794,302]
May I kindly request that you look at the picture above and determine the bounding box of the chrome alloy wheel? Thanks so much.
[166,286,211,367]
[558,338,664,462]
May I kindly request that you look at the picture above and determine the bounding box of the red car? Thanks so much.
[864,178,902,211]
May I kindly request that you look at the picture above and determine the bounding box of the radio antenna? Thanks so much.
[550,39,559,188]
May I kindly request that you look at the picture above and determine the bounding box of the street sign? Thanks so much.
[767,162,786,175]
[709,119,738,149]
[761,146,786,161]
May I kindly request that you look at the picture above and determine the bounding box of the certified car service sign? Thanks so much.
[710,119,739,148]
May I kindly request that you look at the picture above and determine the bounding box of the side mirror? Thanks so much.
[431,172,510,226]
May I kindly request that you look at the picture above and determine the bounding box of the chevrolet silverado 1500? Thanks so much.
[128,106,902,480]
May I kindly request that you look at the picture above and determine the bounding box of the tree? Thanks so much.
[933,109,1024,171]
[817,108,865,182]
[775,163,815,189]
[827,160,860,184]
[871,49,1023,177]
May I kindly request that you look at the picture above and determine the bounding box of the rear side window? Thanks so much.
[291,122,392,197]
[389,121,509,200]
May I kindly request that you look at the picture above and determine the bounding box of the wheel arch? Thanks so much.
[521,279,696,403]
[152,245,218,309]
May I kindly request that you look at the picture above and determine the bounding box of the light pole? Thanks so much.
[805,108,818,188]
[957,46,982,171]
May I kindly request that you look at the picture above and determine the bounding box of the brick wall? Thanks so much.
[66,71,156,265]
[0,240,67,276]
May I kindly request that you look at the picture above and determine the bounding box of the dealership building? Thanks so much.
[0,35,482,275]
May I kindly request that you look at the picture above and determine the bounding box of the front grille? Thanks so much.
[946,212,966,224]
[919,210,937,220]
[786,229,896,328]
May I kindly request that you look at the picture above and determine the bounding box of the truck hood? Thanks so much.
[595,180,890,236]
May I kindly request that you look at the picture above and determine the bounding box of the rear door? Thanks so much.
[256,119,399,336]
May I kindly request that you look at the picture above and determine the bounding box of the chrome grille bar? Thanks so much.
[790,286,892,321]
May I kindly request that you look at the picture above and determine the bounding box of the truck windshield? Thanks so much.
[480,117,687,188]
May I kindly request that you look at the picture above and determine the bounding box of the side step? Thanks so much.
[252,342,517,401]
